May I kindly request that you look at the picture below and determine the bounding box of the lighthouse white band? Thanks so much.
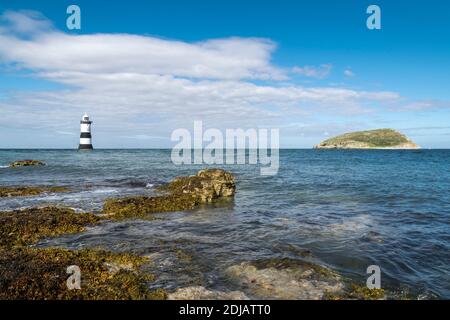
[79,138,92,145]
[81,123,91,132]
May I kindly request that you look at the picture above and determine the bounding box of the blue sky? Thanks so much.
[0,0,449,148]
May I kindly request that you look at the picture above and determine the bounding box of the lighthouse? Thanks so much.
[78,113,93,150]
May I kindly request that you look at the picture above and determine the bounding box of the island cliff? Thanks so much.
[314,129,419,149]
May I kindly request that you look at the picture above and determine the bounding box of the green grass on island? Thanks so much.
[314,129,419,149]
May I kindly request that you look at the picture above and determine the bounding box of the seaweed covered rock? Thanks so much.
[226,258,344,299]
[346,284,385,299]
[8,160,46,167]
[103,169,235,219]
[0,206,99,247]
[324,284,386,300]
[162,168,236,202]
[0,247,166,300]
[103,194,198,220]
[0,206,167,300]
[0,186,69,198]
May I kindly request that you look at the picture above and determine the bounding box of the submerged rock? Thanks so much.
[225,258,344,300]
[362,231,384,243]
[0,186,69,197]
[168,286,249,300]
[0,247,166,300]
[8,159,46,167]
[103,169,236,220]
[0,206,99,247]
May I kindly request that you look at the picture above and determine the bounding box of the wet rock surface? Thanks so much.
[168,286,249,300]
[8,160,46,167]
[225,258,345,300]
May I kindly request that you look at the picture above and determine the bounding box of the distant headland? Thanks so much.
[314,129,420,149]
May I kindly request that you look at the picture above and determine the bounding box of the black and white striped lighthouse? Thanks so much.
[78,113,93,150]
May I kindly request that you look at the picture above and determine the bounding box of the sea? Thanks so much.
[1,149,449,299]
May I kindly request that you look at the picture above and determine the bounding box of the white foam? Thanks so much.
[326,215,373,236]
[91,188,118,194]
[78,188,118,194]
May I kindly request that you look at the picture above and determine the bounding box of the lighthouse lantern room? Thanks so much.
[78,113,93,150]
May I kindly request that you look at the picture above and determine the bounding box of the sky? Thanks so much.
[0,0,449,148]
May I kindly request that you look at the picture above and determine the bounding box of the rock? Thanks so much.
[314,129,419,149]
[8,160,46,167]
[161,168,236,203]
[0,186,69,198]
[168,286,249,300]
[103,169,236,220]
[225,258,344,300]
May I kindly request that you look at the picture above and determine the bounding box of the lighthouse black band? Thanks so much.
[79,144,93,150]
[80,120,92,124]
[80,132,92,138]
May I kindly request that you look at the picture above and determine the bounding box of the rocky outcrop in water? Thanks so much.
[159,168,236,202]
[0,186,69,197]
[103,169,236,220]
[8,160,46,167]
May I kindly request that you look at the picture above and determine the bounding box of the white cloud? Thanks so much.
[291,64,332,79]
[344,69,355,77]
[0,11,285,81]
[0,10,53,35]
[0,10,408,147]
[386,99,450,112]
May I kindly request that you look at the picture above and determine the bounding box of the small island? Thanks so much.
[314,129,419,149]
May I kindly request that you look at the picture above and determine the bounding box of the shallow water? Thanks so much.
[1,149,449,298]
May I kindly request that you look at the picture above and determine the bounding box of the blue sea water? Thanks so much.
[0,149,449,298]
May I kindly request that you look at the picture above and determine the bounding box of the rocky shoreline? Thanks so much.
[0,166,387,300]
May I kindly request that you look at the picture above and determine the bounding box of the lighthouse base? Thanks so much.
[78,144,93,150]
